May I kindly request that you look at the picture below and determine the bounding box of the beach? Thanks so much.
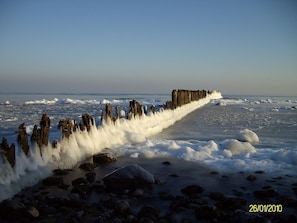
[1,154,296,222]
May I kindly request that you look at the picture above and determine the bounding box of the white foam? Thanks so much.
[25,98,59,105]
[101,99,123,104]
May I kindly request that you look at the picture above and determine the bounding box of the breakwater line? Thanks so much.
[0,90,222,201]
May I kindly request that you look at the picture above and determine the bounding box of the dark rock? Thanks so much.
[170,196,189,211]
[181,185,204,195]
[79,162,96,171]
[278,197,297,207]
[253,187,278,198]
[115,200,130,215]
[169,173,179,177]
[103,164,155,191]
[132,188,145,197]
[255,170,264,174]
[162,161,171,166]
[0,199,25,220]
[42,176,63,187]
[292,187,297,195]
[72,177,88,186]
[272,176,283,180]
[195,205,220,220]
[68,193,80,201]
[71,184,91,197]
[246,175,257,181]
[39,205,57,216]
[53,169,70,176]
[216,197,247,210]
[189,198,208,207]
[93,152,116,164]
[86,172,96,183]
[209,192,225,201]
[158,191,174,201]
[92,184,105,193]
[138,206,159,222]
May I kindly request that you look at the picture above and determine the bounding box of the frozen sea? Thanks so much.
[0,92,296,202]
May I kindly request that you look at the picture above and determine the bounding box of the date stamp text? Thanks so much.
[249,204,283,213]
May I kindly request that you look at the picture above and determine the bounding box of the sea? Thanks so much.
[0,92,296,202]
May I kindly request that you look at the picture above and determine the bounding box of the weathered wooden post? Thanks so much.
[82,114,94,131]
[150,105,155,114]
[17,123,30,156]
[105,103,112,120]
[172,89,177,108]
[40,113,50,146]
[0,137,16,167]
[58,118,73,139]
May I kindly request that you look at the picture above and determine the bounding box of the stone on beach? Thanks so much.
[93,152,117,164]
[103,164,155,191]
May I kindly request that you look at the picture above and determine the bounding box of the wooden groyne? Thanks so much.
[0,89,214,168]
[166,89,212,109]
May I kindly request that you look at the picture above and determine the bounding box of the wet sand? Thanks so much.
[0,155,296,222]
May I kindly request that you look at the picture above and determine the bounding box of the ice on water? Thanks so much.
[0,92,297,202]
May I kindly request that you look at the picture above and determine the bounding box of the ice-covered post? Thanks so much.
[58,119,73,139]
[17,123,30,156]
[0,137,15,167]
[172,89,177,108]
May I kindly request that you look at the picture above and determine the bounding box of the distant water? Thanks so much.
[1,92,297,202]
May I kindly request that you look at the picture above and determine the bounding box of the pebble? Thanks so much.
[181,185,204,195]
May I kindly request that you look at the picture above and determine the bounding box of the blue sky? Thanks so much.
[0,0,296,95]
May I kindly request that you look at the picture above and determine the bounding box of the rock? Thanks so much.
[53,169,70,176]
[93,152,117,164]
[68,193,80,201]
[255,170,264,174]
[216,197,247,210]
[169,173,179,177]
[86,172,96,183]
[133,188,145,197]
[279,197,297,207]
[71,185,91,197]
[27,206,39,218]
[170,196,188,211]
[195,205,220,220]
[72,177,88,186]
[253,187,278,198]
[79,162,96,171]
[181,185,204,196]
[42,177,63,187]
[115,200,130,215]
[292,187,297,195]
[103,164,155,191]
[209,192,225,201]
[247,175,257,181]
[0,199,25,220]
[137,206,159,222]
[162,161,171,166]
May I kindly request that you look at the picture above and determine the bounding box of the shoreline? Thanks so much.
[1,154,296,222]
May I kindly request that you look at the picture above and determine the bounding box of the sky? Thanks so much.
[0,0,296,96]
